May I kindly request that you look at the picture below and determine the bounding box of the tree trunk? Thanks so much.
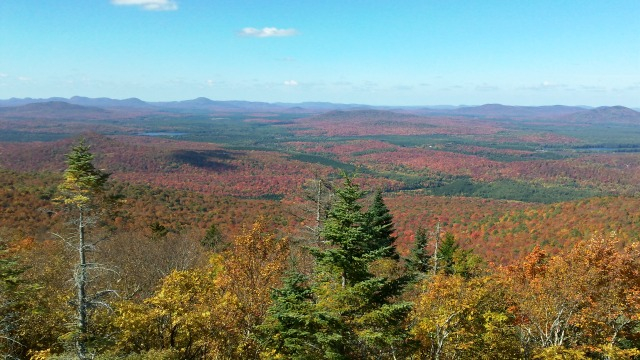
[76,210,88,360]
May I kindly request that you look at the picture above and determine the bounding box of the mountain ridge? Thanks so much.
[0,97,637,122]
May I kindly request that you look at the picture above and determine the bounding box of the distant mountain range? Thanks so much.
[0,101,113,120]
[421,104,590,118]
[0,97,638,123]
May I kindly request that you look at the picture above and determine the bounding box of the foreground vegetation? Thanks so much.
[1,143,639,359]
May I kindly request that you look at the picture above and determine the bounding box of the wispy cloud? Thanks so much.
[239,27,298,38]
[476,83,499,92]
[111,0,178,11]
[580,85,607,92]
[284,80,298,86]
[521,81,568,91]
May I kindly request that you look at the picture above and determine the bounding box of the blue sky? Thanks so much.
[1,0,638,106]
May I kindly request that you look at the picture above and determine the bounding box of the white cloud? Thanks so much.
[284,80,298,86]
[206,79,214,87]
[111,0,178,11]
[239,27,298,38]
[0,73,7,78]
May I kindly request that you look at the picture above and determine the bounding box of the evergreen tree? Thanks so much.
[365,190,399,259]
[437,232,459,275]
[313,175,373,287]
[0,243,32,358]
[406,227,431,274]
[260,175,413,359]
[57,139,109,209]
[407,229,482,279]
[257,272,346,359]
[201,222,225,251]
[436,233,483,278]
[148,221,168,240]
[56,139,111,360]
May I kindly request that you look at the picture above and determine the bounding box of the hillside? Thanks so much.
[445,104,586,119]
[560,105,640,124]
[0,101,111,120]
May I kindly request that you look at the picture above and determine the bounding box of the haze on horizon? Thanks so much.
[0,0,638,107]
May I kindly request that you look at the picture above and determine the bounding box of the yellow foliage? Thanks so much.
[28,349,52,360]
[111,218,290,359]
[411,275,492,358]
[533,346,588,359]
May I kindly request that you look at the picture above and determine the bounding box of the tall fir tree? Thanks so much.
[406,227,431,275]
[260,175,413,359]
[365,190,399,259]
[0,243,32,358]
[313,175,373,287]
[201,222,225,251]
[56,139,111,360]
[437,232,459,275]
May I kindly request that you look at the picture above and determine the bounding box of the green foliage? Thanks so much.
[406,227,430,274]
[437,232,458,275]
[148,221,169,239]
[201,222,225,250]
[261,176,413,359]
[428,177,600,203]
[257,272,346,359]
[57,139,110,208]
[0,244,31,357]
[406,230,484,280]
[364,190,399,259]
[313,175,373,285]
[288,153,357,173]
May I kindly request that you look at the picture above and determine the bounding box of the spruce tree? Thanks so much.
[201,222,225,251]
[257,272,346,359]
[437,232,459,275]
[0,243,31,358]
[56,139,111,360]
[260,175,412,359]
[365,190,399,259]
[406,227,431,274]
[313,175,372,287]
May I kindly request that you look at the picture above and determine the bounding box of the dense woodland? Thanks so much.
[1,100,640,359]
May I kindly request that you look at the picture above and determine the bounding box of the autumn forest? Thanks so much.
[1,98,640,359]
